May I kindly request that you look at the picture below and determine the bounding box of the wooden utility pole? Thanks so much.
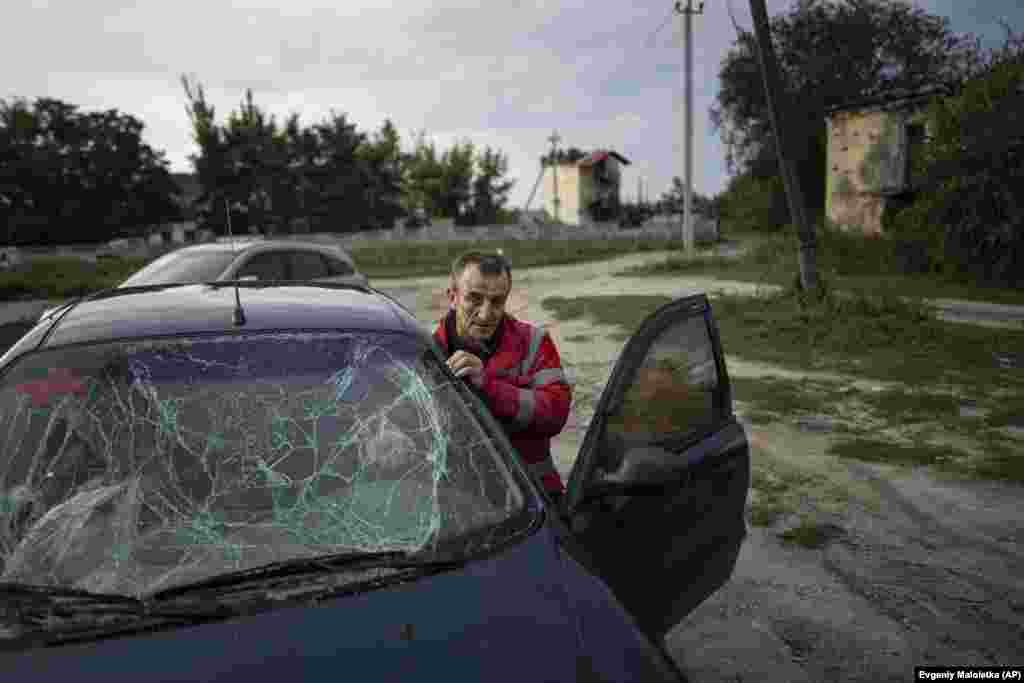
[748,0,819,291]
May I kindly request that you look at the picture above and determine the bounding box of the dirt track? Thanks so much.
[374,251,1024,682]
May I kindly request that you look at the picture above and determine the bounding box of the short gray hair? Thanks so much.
[450,251,512,288]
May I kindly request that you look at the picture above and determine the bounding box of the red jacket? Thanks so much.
[433,311,572,494]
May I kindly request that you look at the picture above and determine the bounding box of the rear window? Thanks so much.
[0,332,530,598]
[121,250,238,287]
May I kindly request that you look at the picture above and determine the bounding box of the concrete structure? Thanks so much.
[825,85,950,236]
[542,150,630,226]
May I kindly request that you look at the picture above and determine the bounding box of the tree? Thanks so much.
[711,0,980,218]
[471,146,515,225]
[440,140,475,223]
[1,96,179,245]
[356,119,405,230]
[889,25,1024,287]
[659,177,715,216]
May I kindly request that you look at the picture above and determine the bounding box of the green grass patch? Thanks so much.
[353,236,684,280]
[778,518,845,549]
[732,376,840,417]
[0,255,149,301]
[541,289,1024,399]
[710,288,1024,397]
[859,387,962,424]
[828,437,965,467]
[619,225,1024,307]
[748,458,827,527]
[541,295,673,334]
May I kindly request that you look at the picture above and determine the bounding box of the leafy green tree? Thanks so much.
[403,131,445,218]
[715,171,789,233]
[711,0,980,219]
[440,140,475,223]
[658,177,715,216]
[890,26,1024,286]
[471,146,515,225]
[1,96,179,245]
[356,118,405,230]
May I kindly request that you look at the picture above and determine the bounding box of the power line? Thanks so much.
[645,4,679,48]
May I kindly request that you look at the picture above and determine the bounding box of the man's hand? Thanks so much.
[447,350,485,389]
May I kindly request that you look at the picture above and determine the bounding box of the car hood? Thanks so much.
[1,524,584,682]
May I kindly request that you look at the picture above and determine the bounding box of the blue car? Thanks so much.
[0,281,749,681]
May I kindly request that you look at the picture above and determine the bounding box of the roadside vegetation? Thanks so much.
[0,255,149,302]
[616,223,1024,307]
[541,287,1024,546]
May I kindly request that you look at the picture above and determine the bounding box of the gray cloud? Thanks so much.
[2,0,1021,208]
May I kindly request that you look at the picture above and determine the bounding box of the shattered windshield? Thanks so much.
[0,331,530,601]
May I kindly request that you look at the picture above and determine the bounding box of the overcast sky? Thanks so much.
[4,0,1021,209]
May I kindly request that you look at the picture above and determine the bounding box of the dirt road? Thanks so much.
[374,251,1024,682]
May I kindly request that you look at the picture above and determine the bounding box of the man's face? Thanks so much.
[447,264,510,347]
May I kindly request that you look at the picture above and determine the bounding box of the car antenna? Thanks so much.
[225,199,246,326]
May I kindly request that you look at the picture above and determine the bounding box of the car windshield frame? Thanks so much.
[0,329,540,602]
[120,249,240,287]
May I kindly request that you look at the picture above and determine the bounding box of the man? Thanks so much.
[433,251,572,501]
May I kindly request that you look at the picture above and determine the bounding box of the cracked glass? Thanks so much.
[0,331,530,601]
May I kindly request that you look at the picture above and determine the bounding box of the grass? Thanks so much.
[778,518,845,549]
[0,236,687,302]
[541,288,1024,397]
[352,236,686,280]
[617,226,1024,307]
[0,255,149,301]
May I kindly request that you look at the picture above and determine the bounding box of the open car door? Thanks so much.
[564,294,750,641]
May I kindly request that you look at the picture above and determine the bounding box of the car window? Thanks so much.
[120,250,238,287]
[236,251,288,280]
[0,332,529,599]
[325,254,354,277]
[605,315,719,442]
[287,250,330,280]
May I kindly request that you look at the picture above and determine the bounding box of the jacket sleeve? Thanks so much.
[479,332,572,438]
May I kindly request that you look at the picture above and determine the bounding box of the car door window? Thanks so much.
[288,251,330,280]
[604,315,719,443]
[325,255,354,277]
[236,252,287,280]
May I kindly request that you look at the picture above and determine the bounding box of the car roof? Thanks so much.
[34,284,426,350]
[170,240,355,259]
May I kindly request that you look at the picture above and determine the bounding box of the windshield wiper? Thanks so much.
[0,582,143,610]
[0,582,236,632]
[151,549,467,602]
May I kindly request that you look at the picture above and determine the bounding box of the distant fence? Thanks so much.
[0,214,718,267]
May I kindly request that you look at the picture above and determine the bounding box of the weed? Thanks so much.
[778,518,845,549]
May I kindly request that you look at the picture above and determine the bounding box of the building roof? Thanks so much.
[579,150,631,166]
[825,84,954,116]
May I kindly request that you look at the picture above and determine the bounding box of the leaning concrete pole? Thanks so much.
[676,0,703,254]
[748,0,819,291]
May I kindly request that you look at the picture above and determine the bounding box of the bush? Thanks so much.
[908,43,1024,288]
[716,171,790,233]
[0,255,149,301]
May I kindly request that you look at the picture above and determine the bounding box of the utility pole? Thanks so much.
[547,130,562,223]
[675,0,704,254]
[748,0,819,291]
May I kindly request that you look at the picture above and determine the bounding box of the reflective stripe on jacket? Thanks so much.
[434,312,572,494]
